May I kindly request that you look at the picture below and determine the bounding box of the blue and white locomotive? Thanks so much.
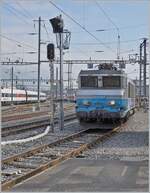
[76,64,136,122]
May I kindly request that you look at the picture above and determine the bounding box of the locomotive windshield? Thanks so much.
[103,76,121,88]
[80,75,122,88]
[81,76,98,88]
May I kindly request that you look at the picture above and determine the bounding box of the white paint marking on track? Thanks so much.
[1,126,50,145]
[1,119,78,146]
[121,166,128,177]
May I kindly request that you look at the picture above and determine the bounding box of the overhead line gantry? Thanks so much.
[1,59,132,66]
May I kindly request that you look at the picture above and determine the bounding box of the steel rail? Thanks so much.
[2,113,76,137]
[2,102,74,116]
[2,111,50,122]
[2,104,74,122]
[2,126,121,191]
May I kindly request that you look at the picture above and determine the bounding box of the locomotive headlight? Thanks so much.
[83,100,91,106]
[109,100,115,105]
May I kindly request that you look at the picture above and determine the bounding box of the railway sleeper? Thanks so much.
[28,155,50,161]
[13,155,34,162]
[72,140,87,144]
[72,139,95,144]
[48,149,69,155]
[60,143,83,148]
[61,145,82,149]
[68,144,87,148]
[36,152,59,159]
[35,152,57,159]
[52,145,75,150]
[22,158,48,165]
[10,162,37,170]
[20,159,48,166]
[7,161,40,170]
[25,156,48,160]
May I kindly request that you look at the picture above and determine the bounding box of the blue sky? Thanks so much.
[1,0,149,86]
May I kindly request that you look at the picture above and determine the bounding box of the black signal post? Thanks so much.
[47,43,55,132]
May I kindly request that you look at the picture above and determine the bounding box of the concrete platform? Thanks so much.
[11,158,149,192]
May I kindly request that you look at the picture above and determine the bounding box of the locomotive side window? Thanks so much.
[81,76,98,88]
[103,76,121,88]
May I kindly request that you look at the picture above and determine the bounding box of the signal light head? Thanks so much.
[49,15,64,33]
[47,43,55,61]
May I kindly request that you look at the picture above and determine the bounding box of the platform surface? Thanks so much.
[11,158,149,192]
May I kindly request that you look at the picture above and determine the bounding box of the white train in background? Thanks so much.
[1,88,47,105]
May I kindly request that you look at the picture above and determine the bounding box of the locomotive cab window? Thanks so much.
[103,76,121,88]
[80,76,98,88]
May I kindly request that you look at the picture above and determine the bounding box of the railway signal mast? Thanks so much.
[50,15,64,131]
[47,43,55,132]
[50,15,71,131]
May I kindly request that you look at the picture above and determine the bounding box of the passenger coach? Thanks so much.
[1,88,46,105]
[76,67,136,122]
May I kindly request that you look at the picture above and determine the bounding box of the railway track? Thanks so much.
[2,104,74,122]
[2,113,76,137]
[2,103,39,115]
[2,110,50,122]
[2,125,121,191]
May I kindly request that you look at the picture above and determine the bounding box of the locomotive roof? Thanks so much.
[79,69,124,75]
